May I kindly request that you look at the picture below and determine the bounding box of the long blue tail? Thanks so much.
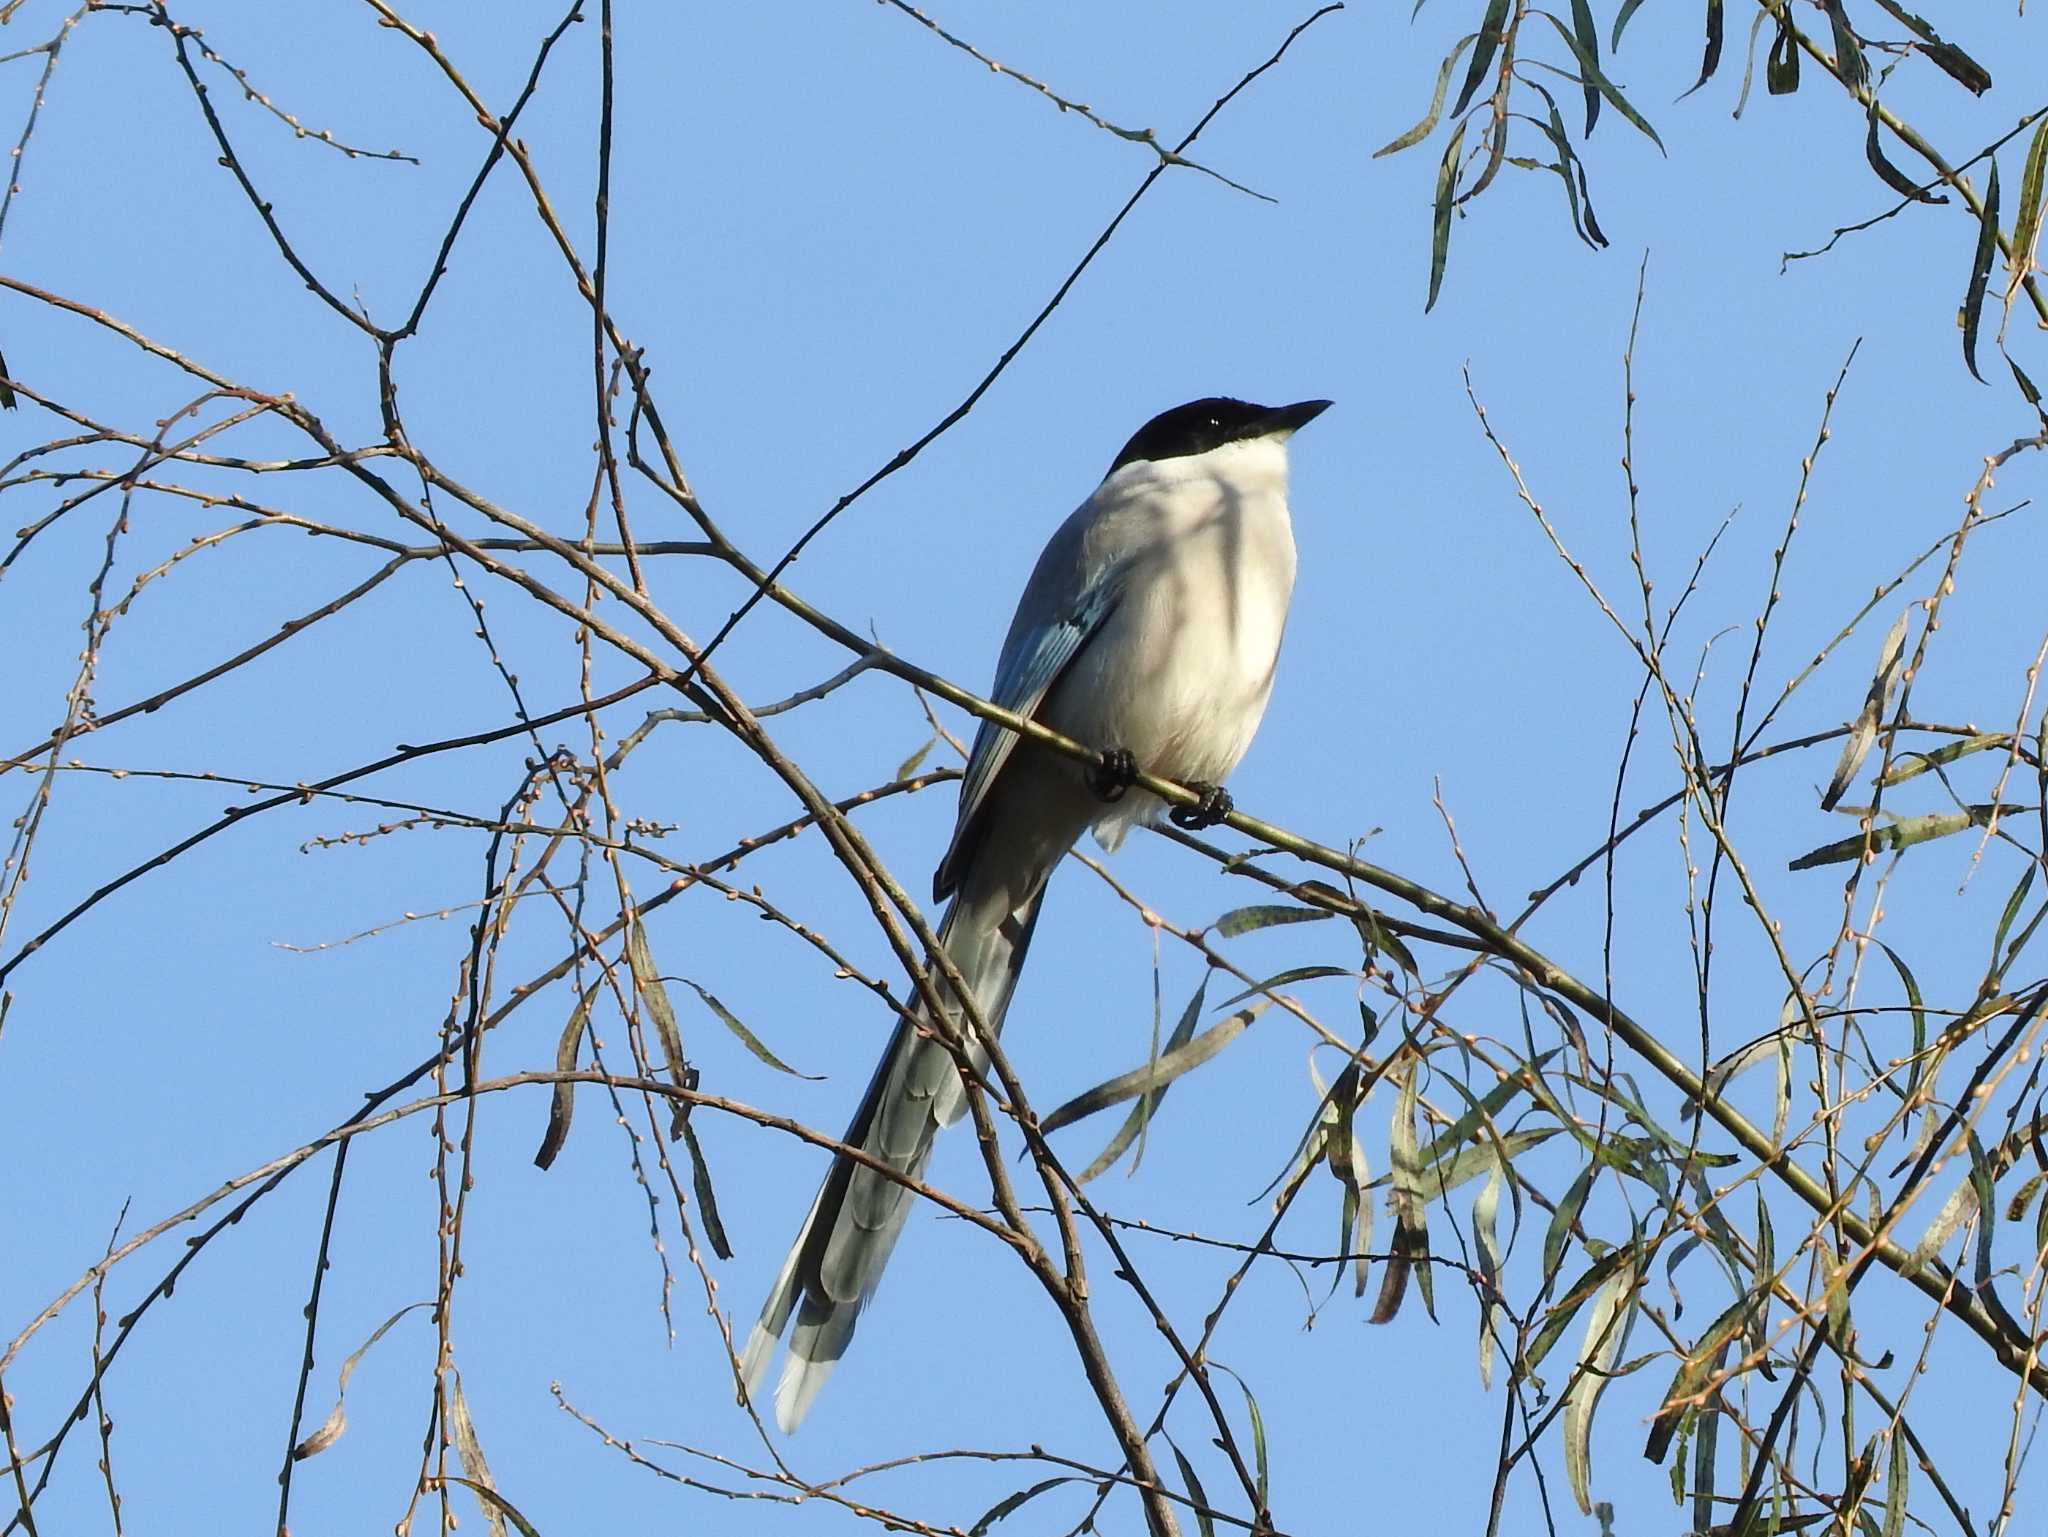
[738,882,1047,1431]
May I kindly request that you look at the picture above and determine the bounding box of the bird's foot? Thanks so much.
[1169,782,1233,830]
[1088,747,1137,803]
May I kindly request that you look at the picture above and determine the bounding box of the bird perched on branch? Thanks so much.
[740,395,1332,1430]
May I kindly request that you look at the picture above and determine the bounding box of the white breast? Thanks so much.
[1039,436,1298,848]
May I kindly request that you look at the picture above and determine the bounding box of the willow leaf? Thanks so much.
[533,980,602,1171]
[1214,902,1331,937]
[1535,11,1664,152]
[1877,731,2007,786]
[1375,33,1479,157]
[625,918,691,1137]
[292,1303,429,1461]
[1961,160,2000,382]
[2010,116,2048,304]
[1044,1000,1258,1139]
[680,978,818,1078]
[1867,0,1991,93]
[1766,14,1800,95]
[1453,0,1512,119]
[1427,117,1468,313]
[1863,99,1943,205]
[970,1478,1078,1535]
[1563,1257,1638,1514]
[1820,607,1910,813]
[1568,0,1599,134]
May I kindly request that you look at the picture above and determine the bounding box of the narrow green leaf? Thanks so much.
[1969,1132,2002,1297]
[1646,1292,1755,1462]
[1771,1011,1795,1150]
[1374,33,1479,158]
[1789,805,2023,870]
[1961,160,2001,382]
[1678,0,1726,101]
[1380,1056,1435,1321]
[443,1479,542,1537]
[1692,1343,1726,1536]
[1535,13,1664,152]
[679,978,818,1078]
[1562,1257,1638,1514]
[1259,1051,1348,1204]
[1875,943,1928,1104]
[680,1119,733,1260]
[1573,154,1607,245]
[1864,99,1943,205]
[448,1368,509,1537]
[1522,82,1608,250]
[1905,1175,1977,1274]
[534,981,601,1171]
[1354,906,1419,975]
[1214,964,1353,1010]
[2002,1169,2047,1224]
[1609,0,1650,51]
[969,1478,1077,1535]
[1823,1258,1851,1341]
[1989,865,2037,981]
[1427,117,1468,313]
[1368,1221,1413,1325]
[2012,116,2048,301]
[1568,0,1600,135]
[2011,354,2044,409]
[1043,1002,1257,1139]
[1821,607,1912,811]
[1544,1161,1596,1281]
[1866,0,1992,93]
[1366,1058,1415,1323]
[1474,1148,1504,1389]
[1841,1436,1882,1536]
[1070,975,1214,1181]
[1755,1192,1775,1315]
[625,918,691,1138]
[1168,1438,1218,1537]
[1452,0,1512,118]
[1702,1017,1812,1115]
[1877,731,2008,786]
[1674,1168,1749,1287]
[1767,15,1800,95]
[1524,1244,1637,1378]
[1416,1049,1559,1183]
[1415,1127,1560,1199]
[292,1302,429,1461]
[1733,7,1771,118]
[1329,1062,1375,1297]
[1882,1430,1908,1537]
[1213,902,1332,938]
[1822,0,1867,90]
[1213,1364,1271,1514]
[893,731,937,783]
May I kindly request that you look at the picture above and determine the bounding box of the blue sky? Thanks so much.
[3,3,2046,1534]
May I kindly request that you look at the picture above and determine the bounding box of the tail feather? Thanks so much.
[741,883,1047,1431]
[738,1183,822,1405]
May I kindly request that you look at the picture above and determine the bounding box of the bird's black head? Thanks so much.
[1108,396,1332,474]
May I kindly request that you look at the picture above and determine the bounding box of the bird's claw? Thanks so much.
[1169,783,1233,830]
[1088,747,1137,803]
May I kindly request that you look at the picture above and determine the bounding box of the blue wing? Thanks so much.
[932,566,1126,901]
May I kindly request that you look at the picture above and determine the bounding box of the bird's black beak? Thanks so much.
[1260,399,1333,439]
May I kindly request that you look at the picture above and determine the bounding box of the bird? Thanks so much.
[739,395,1332,1431]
